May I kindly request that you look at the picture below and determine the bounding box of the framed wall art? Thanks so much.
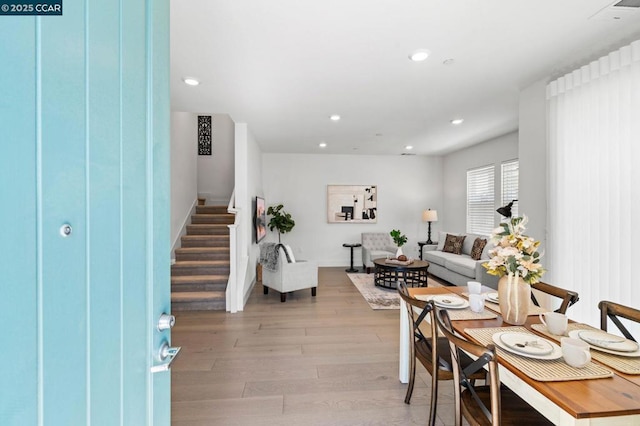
[327,185,377,223]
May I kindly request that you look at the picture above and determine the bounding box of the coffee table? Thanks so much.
[373,258,429,290]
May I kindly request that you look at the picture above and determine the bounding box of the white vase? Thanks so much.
[396,247,403,258]
[498,273,530,325]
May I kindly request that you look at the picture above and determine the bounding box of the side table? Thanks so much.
[342,243,361,272]
[417,241,438,260]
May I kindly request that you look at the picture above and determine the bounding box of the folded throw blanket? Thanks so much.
[259,243,291,271]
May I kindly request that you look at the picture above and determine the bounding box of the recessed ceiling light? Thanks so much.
[330,114,341,121]
[405,145,413,150]
[183,77,200,86]
[450,118,464,125]
[319,142,327,148]
[409,49,431,62]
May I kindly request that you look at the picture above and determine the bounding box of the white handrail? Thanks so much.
[226,189,239,312]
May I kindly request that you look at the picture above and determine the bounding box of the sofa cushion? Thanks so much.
[462,233,485,255]
[443,234,466,254]
[444,256,478,279]
[424,250,448,267]
[470,238,487,260]
[283,245,296,263]
[437,231,457,251]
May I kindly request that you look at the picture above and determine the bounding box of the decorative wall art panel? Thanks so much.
[198,115,212,155]
[327,185,377,223]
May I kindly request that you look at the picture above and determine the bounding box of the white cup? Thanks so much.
[561,337,591,368]
[467,281,482,295]
[469,293,485,313]
[539,312,568,336]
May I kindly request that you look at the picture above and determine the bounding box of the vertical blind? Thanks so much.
[467,165,495,235]
[501,160,519,218]
[547,39,640,336]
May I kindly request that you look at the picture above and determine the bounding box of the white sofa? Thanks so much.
[423,232,499,289]
[361,232,397,273]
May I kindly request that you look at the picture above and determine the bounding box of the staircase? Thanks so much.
[171,204,234,311]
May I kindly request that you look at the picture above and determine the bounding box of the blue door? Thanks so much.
[0,1,172,424]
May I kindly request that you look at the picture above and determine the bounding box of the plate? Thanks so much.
[486,292,499,303]
[430,295,469,309]
[578,330,639,352]
[499,332,554,355]
[568,330,640,357]
[492,332,562,360]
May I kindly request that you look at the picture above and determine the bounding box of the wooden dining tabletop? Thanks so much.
[401,286,640,426]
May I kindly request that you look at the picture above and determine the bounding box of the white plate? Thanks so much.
[568,330,640,357]
[486,292,499,303]
[499,332,554,355]
[578,330,639,352]
[493,332,562,360]
[430,295,469,309]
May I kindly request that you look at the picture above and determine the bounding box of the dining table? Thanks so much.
[399,286,640,425]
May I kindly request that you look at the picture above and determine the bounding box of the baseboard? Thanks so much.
[171,198,198,261]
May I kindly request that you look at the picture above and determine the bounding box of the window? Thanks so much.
[501,160,519,218]
[467,165,495,235]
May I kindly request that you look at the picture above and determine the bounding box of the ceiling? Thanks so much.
[170,1,640,156]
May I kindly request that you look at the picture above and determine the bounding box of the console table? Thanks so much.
[373,258,429,290]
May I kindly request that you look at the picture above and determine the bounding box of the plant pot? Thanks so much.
[498,273,530,325]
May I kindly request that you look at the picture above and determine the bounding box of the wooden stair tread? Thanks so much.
[175,247,229,252]
[172,260,229,266]
[171,274,227,282]
[171,291,225,301]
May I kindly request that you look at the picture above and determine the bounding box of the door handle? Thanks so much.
[151,340,181,373]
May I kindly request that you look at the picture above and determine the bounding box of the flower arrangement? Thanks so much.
[483,215,545,284]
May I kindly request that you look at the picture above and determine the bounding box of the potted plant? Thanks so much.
[390,229,407,258]
[267,204,295,243]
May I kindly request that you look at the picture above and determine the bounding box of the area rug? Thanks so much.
[348,273,400,309]
[347,273,445,310]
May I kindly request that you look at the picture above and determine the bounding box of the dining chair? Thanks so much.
[530,281,579,314]
[435,308,554,426]
[397,283,483,426]
[598,300,640,342]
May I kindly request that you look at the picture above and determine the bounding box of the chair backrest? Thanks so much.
[436,308,501,425]
[397,282,438,369]
[530,281,579,314]
[599,300,640,342]
[361,232,393,250]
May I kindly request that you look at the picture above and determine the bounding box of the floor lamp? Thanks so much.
[422,209,438,245]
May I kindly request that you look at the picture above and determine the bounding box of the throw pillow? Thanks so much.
[443,234,466,254]
[470,238,487,260]
[284,245,296,263]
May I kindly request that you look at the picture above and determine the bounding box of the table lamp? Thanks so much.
[422,209,438,244]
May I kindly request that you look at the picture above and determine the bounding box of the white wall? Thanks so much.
[197,113,235,205]
[441,131,519,233]
[262,154,443,266]
[170,112,198,255]
[518,80,548,253]
[243,125,264,299]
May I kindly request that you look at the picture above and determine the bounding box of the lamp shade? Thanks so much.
[422,209,438,222]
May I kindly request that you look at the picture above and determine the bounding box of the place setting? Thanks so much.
[415,290,498,321]
[531,313,640,375]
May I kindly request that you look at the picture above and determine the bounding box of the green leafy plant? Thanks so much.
[390,229,407,247]
[267,204,295,243]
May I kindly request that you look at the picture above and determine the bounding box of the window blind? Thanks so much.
[501,160,519,218]
[467,165,495,235]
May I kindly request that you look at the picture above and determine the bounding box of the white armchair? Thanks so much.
[361,232,396,273]
[262,244,318,302]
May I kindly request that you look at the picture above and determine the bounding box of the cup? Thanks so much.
[539,312,568,336]
[469,293,485,313]
[467,281,482,295]
[561,337,591,368]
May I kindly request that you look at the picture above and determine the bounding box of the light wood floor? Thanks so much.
[171,267,463,425]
